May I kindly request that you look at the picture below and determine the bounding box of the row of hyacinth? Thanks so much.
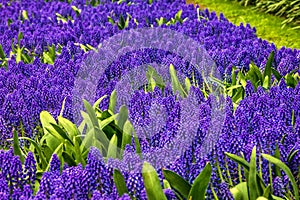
[0,80,299,199]
[0,0,300,145]
[0,0,299,199]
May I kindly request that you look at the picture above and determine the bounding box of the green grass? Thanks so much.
[191,0,300,49]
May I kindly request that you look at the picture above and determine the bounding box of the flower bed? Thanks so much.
[0,0,299,199]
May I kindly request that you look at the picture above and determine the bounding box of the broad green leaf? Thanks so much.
[58,116,79,139]
[71,5,81,16]
[274,144,281,177]
[16,47,22,63]
[73,136,85,166]
[170,64,187,97]
[257,197,268,200]
[163,179,171,189]
[121,120,133,151]
[287,148,299,163]
[13,129,25,164]
[107,134,118,159]
[175,9,182,21]
[114,169,129,197]
[263,184,271,198]
[109,90,117,113]
[81,127,109,153]
[18,32,23,44]
[262,75,270,89]
[230,182,247,200]
[232,87,244,103]
[0,44,6,59]
[43,52,54,64]
[262,154,299,200]
[117,106,128,130]
[163,169,191,199]
[249,146,259,200]
[188,163,212,200]
[19,137,47,166]
[40,133,59,153]
[246,63,262,88]
[147,66,165,88]
[271,68,282,81]
[238,71,247,88]
[133,129,142,158]
[226,152,266,190]
[93,95,108,109]
[59,97,67,117]
[185,77,192,93]
[142,162,167,200]
[48,123,73,145]
[227,84,243,91]
[263,51,274,87]
[40,111,57,134]
[62,151,76,166]
[232,66,237,85]
[99,114,118,129]
[285,74,297,88]
[83,99,99,128]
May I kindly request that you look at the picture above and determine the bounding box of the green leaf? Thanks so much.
[58,116,79,139]
[113,169,129,197]
[109,90,117,113]
[18,32,23,44]
[147,66,165,89]
[170,64,187,97]
[81,126,109,153]
[257,197,268,200]
[287,147,299,163]
[263,51,275,88]
[48,123,73,145]
[163,169,191,199]
[271,68,282,81]
[93,95,108,109]
[226,152,266,190]
[263,184,271,198]
[0,44,6,59]
[107,134,118,159]
[188,163,212,200]
[249,146,259,200]
[262,75,270,89]
[285,74,297,88]
[185,77,192,93]
[230,182,248,200]
[262,154,299,200]
[13,129,25,164]
[246,63,262,88]
[133,128,142,158]
[16,46,22,63]
[62,151,76,166]
[83,99,99,128]
[121,120,133,151]
[274,143,281,177]
[40,111,57,134]
[19,137,47,168]
[142,162,167,200]
[117,106,128,130]
[73,136,85,166]
[238,71,247,88]
[71,5,81,16]
[99,114,118,129]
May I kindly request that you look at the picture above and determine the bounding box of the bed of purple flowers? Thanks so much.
[0,0,299,199]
